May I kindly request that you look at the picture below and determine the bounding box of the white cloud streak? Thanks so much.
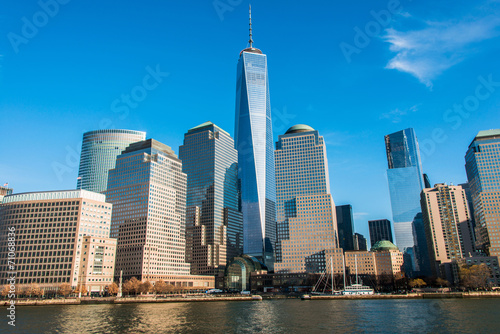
[384,14,500,87]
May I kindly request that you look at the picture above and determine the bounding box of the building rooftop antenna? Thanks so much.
[249,5,254,48]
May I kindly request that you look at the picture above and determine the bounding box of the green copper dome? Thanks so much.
[285,124,315,134]
[371,240,399,252]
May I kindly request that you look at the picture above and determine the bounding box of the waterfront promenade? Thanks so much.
[3,291,500,306]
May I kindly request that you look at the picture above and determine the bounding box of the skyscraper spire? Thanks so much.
[248,5,253,47]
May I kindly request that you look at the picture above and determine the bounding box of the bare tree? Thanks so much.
[154,280,168,294]
[435,277,449,288]
[27,284,43,298]
[460,264,491,290]
[58,283,72,297]
[1,285,10,297]
[140,280,153,295]
[74,285,88,296]
[108,282,119,296]
[166,284,176,293]
[123,277,141,295]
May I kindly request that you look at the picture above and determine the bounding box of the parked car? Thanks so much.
[206,289,223,294]
[240,290,251,295]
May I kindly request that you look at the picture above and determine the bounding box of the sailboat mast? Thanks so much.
[342,252,346,289]
[355,254,358,285]
[330,256,334,294]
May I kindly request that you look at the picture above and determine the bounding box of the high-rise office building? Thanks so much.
[336,205,355,251]
[274,125,338,273]
[274,193,338,273]
[465,130,500,257]
[105,139,214,288]
[411,213,432,277]
[179,122,242,276]
[354,233,368,251]
[77,129,146,193]
[385,128,425,252]
[368,219,393,247]
[275,125,331,262]
[421,183,475,275]
[0,190,116,294]
[234,8,276,267]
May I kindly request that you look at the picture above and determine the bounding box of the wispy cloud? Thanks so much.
[383,11,500,87]
[380,104,419,123]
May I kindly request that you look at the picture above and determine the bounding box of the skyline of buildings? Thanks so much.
[4,122,500,292]
[1,7,499,292]
[3,2,499,260]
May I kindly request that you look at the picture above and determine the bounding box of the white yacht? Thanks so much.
[342,254,374,295]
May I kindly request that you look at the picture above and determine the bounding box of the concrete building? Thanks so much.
[179,122,242,276]
[421,183,475,276]
[275,194,338,273]
[371,241,404,277]
[342,241,403,278]
[77,129,146,193]
[336,205,355,251]
[79,235,117,293]
[465,129,500,258]
[105,139,214,288]
[274,124,337,273]
[0,190,116,294]
[368,219,393,247]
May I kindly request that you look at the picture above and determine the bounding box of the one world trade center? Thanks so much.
[234,6,276,269]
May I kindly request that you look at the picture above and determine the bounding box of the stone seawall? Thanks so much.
[3,296,255,306]
[4,292,500,306]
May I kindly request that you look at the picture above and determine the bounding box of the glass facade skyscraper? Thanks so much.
[465,129,500,257]
[368,219,393,247]
[77,129,146,193]
[179,121,243,276]
[234,18,276,267]
[336,205,355,251]
[274,125,338,273]
[411,213,432,277]
[385,128,425,252]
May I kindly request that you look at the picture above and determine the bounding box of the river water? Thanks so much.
[4,298,500,333]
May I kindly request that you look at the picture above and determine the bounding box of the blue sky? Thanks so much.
[1,0,499,242]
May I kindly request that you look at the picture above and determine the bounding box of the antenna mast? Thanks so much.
[248,5,253,47]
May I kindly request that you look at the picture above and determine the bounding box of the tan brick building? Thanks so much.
[0,190,116,294]
[421,183,475,275]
